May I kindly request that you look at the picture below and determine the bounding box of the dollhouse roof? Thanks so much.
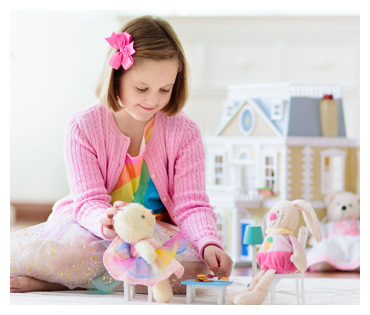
[216,83,346,137]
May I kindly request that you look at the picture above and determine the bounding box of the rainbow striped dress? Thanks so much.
[110,117,166,218]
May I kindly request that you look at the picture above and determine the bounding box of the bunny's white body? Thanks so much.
[226,199,322,305]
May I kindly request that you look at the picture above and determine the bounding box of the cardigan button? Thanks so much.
[162,197,167,202]
[151,174,156,179]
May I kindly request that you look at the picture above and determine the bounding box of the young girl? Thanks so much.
[10,15,232,294]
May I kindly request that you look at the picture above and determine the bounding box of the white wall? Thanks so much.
[10,11,360,203]
[10,11,122,202]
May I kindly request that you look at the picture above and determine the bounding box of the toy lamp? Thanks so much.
[243,225,264,277]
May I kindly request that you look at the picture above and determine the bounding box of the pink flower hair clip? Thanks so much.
[105,31,136,70]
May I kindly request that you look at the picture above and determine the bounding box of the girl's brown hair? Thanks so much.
[95,16,189,116]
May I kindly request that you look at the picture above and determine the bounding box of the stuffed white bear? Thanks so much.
[103,203,187,303]
[306,191,360,271]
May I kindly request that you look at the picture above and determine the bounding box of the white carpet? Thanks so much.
[10,277,359,305]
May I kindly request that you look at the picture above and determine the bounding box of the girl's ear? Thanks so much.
[293,199,322,242]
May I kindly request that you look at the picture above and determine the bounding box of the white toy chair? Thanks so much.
[124,282,154,302]
[267,226,309,305]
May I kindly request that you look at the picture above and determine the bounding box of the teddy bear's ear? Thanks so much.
[324,192,338,207]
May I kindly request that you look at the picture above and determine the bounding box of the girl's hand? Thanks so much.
[203,245,233,278]
[100,201,128,239]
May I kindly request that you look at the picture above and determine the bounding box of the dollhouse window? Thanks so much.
[270,100,285,120]
[239,106,255,136]
[320,149,347,194]
[214,155,224,185]
[262,153,277,191]
[237,149,255,191]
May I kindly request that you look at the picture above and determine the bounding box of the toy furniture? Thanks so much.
[226,199,321,305]
[123,282,153,302]
[181,279,233,305]
[243,225,264,277]
[269,272,305,305]
[268,226,308,305]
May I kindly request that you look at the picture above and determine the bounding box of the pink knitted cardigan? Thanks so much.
[52,104,223,259]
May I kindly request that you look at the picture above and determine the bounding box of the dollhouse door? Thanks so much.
[240,221,250,258]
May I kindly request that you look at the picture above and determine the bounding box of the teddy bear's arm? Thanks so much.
[135,240,158,264]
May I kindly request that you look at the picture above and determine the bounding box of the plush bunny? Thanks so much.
[225,199,322,305]
[306,191,360,271]
[103,203,187,303]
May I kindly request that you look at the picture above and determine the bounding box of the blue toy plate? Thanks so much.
[181,279,233,286]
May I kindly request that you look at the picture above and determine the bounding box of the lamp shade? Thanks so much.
[243,225,264,245]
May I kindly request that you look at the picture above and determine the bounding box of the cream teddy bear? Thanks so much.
[226,199,322,305]
[103,203,187,303]
[306,191,360,271]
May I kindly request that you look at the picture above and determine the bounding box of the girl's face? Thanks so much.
[117,58,178,122]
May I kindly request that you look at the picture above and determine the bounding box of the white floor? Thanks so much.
[10,277,360,305]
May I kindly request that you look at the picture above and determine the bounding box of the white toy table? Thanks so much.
[181,279,233,305]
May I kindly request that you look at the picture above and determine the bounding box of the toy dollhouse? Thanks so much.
[204,83,360,265]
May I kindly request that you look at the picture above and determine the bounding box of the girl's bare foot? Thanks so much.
[10,276,67,293]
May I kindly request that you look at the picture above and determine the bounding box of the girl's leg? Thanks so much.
[11,236,107,290]
[10,217,110,291]
[10,276,68,293]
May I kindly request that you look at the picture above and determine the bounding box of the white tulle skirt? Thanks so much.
[10,214,208,294]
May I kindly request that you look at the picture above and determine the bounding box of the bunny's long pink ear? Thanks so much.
[292,199,322,242]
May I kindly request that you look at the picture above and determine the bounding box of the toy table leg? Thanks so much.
[217,287,226,305]
[191,286,196,302]
[186,285,195,304]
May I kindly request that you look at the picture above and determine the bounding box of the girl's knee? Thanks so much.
[52,237,107,286]
[10,236,107,288]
